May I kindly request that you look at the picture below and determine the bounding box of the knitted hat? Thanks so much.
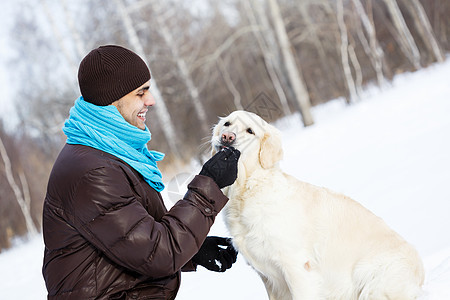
[78,45,151,106]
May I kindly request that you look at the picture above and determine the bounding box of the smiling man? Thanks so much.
[42,45,240,299]
[112,81,153,130]
[112,81,155,130]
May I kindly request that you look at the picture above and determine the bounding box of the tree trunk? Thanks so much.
[245,0,291,116]
[382,0,422,69]
[297,3,341,90]
[352,0,387,87]
[267,0,314,126]
[252,0,294,105]
[113,0,181,159]
[217,56,244,110]
[151,1,210,136]
[337,0,359,103]
[348,44,363,97]
[0,137,38,236]
[402,0,445,63]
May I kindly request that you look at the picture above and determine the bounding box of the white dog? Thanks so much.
[211,111,424,300]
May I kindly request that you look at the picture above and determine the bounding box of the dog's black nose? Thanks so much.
[221,132,236,145]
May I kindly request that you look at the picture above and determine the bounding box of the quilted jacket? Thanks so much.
[42,144,228,299]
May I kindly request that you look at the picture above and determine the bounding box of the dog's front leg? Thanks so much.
[258,272,294,300]
[282,260,324,300]
[259,274,278,300]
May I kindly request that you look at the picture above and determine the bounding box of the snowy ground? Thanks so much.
[1,60,450,299]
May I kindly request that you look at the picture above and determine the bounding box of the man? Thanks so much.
[42,45,240,299]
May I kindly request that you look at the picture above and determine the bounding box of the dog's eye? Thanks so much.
[247,128,255,135]
[224,121,231,127]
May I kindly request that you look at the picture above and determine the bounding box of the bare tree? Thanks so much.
[297,1,341,90]
[244,0,291,116]
[217,56,244,110]
[401,0,445,63]
[19,170,32,221]
[113,0,181,159]
[382,0,422,69]
[153,1,210,134]
[267,0,314,126]
[0,137,38,236]
[352,0,387,87]
[337,0,359,103]
[348,43,363,97]
[135,0,211,136]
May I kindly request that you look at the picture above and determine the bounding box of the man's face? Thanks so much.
[111,80,154,130]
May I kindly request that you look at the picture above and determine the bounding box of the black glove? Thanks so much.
[192,236,238,272]
[199,147,241,189]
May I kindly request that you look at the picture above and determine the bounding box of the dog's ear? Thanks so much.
[259,127,283,169]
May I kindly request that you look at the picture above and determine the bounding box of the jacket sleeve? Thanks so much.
[70,165,228,279]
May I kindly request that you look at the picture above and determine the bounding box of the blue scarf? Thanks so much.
[63,97,165,192]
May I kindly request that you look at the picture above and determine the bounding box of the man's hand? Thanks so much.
[199,147,240,189]
[192,236,238,272]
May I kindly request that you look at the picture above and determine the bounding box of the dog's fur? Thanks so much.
[211,111,424,300]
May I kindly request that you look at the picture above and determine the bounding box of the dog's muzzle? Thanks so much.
[221,131,236,147]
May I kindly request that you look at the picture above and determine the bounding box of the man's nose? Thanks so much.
[144,91,155,106]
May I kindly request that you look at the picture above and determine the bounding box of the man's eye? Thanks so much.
[247,128,255,135]
[224,121,231,126]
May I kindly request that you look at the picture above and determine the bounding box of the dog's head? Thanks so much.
[211,111,283,181]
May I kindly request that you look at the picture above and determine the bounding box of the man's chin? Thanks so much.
[136,121,146,130]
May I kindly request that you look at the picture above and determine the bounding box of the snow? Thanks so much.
[1,60,450,299]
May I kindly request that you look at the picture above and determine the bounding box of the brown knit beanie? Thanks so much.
[78,45,151,106]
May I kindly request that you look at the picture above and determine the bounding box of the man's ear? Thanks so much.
[259,128,283,169]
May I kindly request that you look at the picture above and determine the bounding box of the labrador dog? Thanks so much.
[210,111,424,300]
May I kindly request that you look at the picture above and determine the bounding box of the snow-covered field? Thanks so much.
[1,60,450,299]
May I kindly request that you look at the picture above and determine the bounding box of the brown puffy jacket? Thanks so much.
[42,144,228,299]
